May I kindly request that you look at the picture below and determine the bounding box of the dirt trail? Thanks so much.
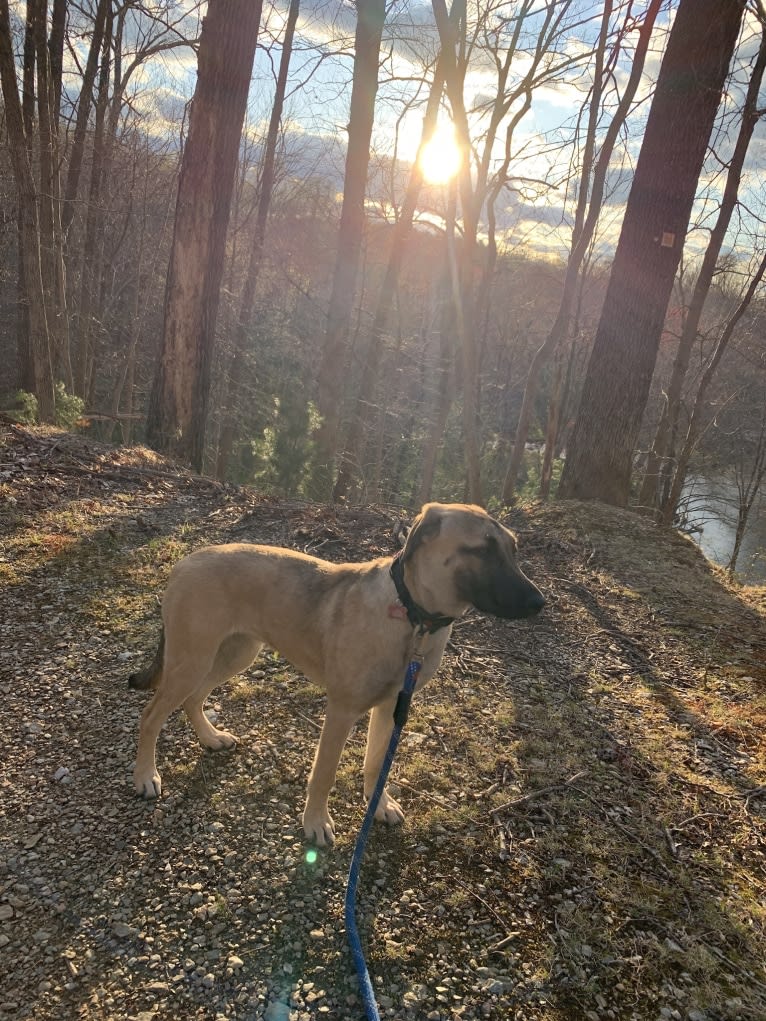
[1,424,765,1021]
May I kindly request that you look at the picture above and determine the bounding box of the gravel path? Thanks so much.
[2,426,765,1021]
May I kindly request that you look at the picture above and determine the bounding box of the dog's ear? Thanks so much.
[402,503,443,561]
[393,519,409,549]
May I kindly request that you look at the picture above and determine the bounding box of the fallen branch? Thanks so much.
[490,770,588,814]
[707,944,766,994]
[393,777,454,809]
[35,460,223,489]
[82,410,144,421]
[568,782,671,876]
[435,872,511,931]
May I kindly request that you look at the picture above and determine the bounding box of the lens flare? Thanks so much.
[305,848,318,865]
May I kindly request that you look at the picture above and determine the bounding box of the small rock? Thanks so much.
[112,921,138,939]
[264,1002,290,1021]
[228,955,244,970]
[53,766,70,782]
[484,979,508,995]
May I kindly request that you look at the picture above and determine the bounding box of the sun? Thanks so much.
[418,124,462,185]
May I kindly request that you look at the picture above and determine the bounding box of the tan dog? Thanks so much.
[129,503,544,845]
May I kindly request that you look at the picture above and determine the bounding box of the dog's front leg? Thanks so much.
[302,702,358,847]
[363,698,406,827]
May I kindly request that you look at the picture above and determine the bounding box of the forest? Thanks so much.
[1,0,766,572]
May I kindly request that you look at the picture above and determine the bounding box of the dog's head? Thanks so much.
[401,503,545,621]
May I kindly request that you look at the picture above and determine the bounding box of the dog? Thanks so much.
[129,502,544,846]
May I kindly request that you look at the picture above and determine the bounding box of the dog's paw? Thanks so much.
[201,729,238,752]
[374,791,405,826]
[134,768,162,799]
[302,808,336,847]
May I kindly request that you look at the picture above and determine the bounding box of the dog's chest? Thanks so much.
[373,627,451,705]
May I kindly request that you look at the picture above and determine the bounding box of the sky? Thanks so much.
[54,0,766,265]
[259,0,764,265]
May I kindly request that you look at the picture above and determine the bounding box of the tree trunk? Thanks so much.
[47,0,72,387]
[416,271,455,506]
[110,171,149,443]
[661,248,766,525]
[728,406,766,576]
[311,0,386,498]
[0,0,55,420]
[31,0,70,384]
[332,57,445,502]
[728,447,766,576]
[540,261,589,499]
[216,0,301,481]
[503,0,662,503]
[539,349,565,501]
[146,0,263,470]
[558,0,745,506]
[75,4,113,397]
[431,0,485,503]
[638,21,766,514]
[447,188,483,505]
[49,0,66,123]
[61,0,111,241]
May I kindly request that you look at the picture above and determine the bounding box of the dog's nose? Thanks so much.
[523,585,545,617]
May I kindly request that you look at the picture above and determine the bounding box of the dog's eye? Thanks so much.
[461,538,497,559]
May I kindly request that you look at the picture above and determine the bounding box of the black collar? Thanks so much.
[389,551,455,635]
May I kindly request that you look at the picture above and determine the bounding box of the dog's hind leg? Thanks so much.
[183,635,262,751]
[363,697,406,826]
[133,657,209,799]
[302,700,359,847]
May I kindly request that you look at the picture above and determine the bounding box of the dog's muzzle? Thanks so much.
[460,566,545,621]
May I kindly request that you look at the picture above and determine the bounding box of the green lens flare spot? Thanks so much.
[305,848,318,865]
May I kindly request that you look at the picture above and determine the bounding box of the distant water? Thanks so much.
[681,474,766,583]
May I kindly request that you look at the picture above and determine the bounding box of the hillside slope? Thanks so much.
[1,424,765,1021]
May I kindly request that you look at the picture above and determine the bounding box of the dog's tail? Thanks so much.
[128,627,165,691]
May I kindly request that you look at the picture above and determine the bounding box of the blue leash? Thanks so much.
[344,655,422,1021]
